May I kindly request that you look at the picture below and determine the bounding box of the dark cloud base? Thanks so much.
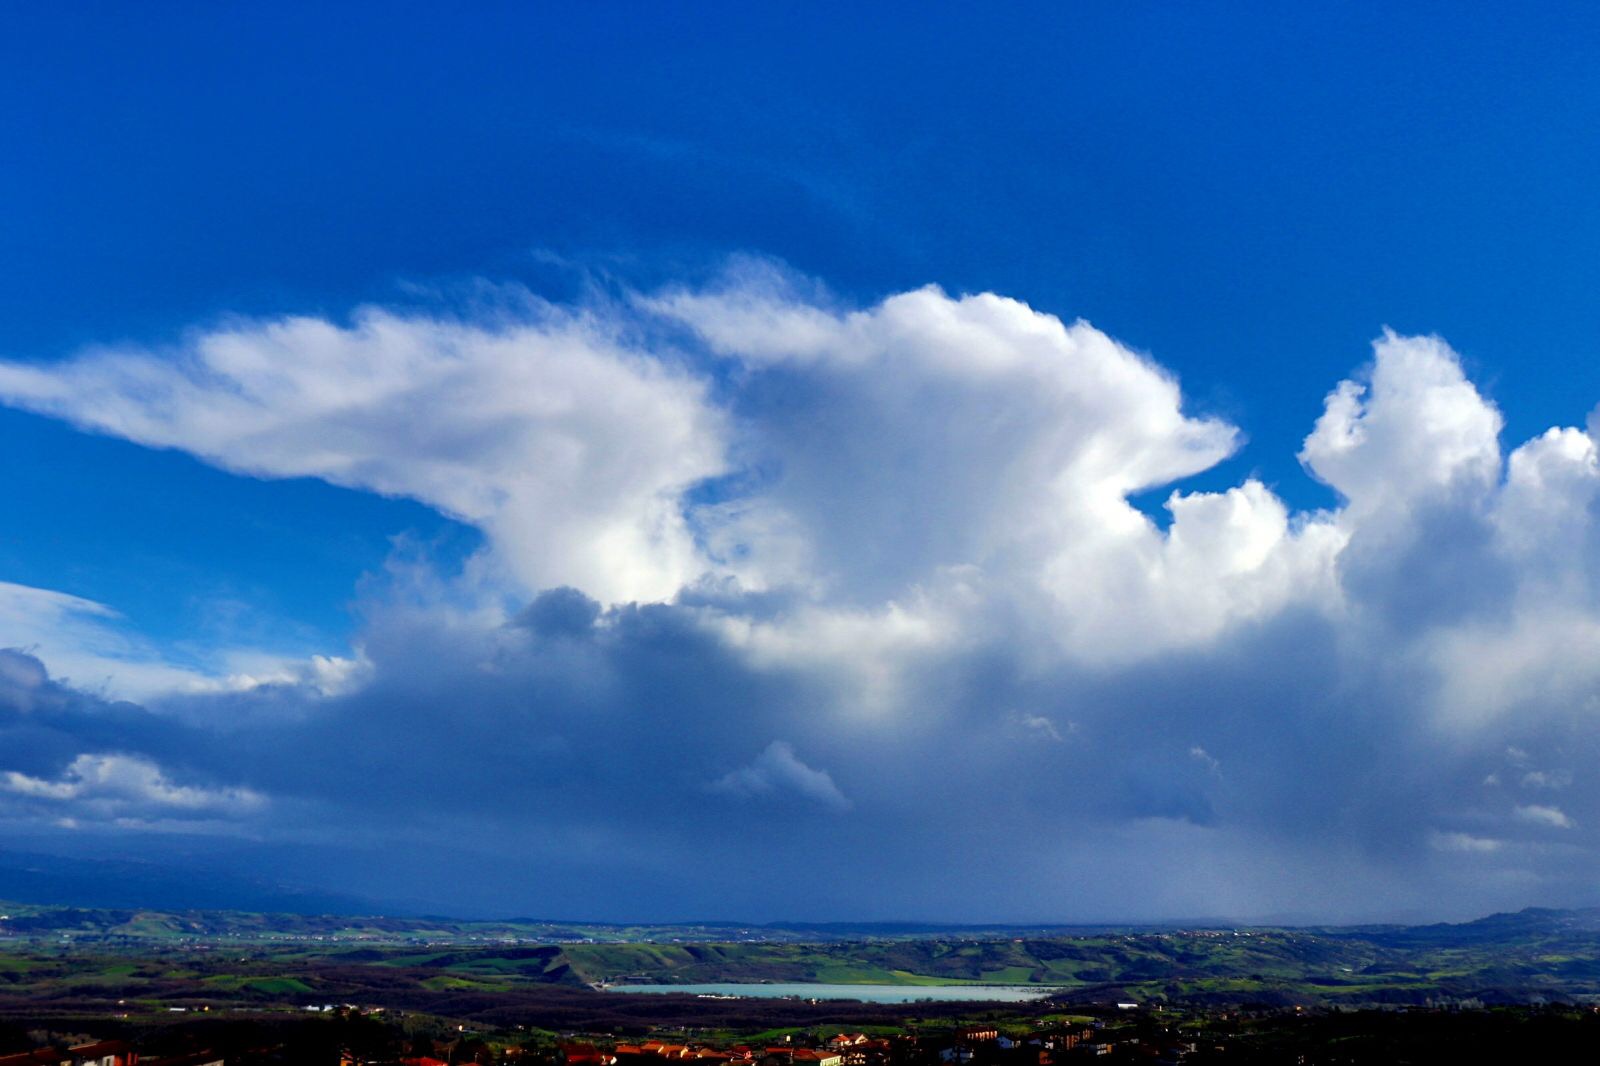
[4,566,1597,923]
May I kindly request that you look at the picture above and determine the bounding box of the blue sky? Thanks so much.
[4,4,1600,920]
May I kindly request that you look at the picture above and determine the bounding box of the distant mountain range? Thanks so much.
[2,847,1599,951]
[1320,906,1600,947]
[8,845,1598,952]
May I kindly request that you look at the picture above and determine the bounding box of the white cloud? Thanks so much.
[711,595,960,714]
[0,753,265,821]
[659,279,1344,662]
[1496,426,1600,570]
[1010,713,1066,742]
[0,304,730,604]
[0,580,365,705]
[1430,831,1503,853]
[711,740,851,811]
[1429,610,1600,726]
[6,276,1600,731]
[6,276,1599,728]
[0,278,1353,670]
[15,270,1600,913]
[1514,804,1575,829]
[0,581,220,700]
[179,650,372,700]
[1292,330,1600,728]
[1301,329,1503,520]
[0,278,1363,669]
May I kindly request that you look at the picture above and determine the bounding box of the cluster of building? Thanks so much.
[553,1024,1137,1066]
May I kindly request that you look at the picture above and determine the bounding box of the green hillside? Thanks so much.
[8,901,1600,1007]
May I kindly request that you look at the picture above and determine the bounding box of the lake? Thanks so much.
[603,983,1058,1003]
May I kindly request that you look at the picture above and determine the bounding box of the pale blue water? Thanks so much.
[603,982,1057,1003]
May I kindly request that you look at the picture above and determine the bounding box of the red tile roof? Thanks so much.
[0,1051,66,1066]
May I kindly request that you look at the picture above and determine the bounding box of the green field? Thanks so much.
[5,901,1600,1015]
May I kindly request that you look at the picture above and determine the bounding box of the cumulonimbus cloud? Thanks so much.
[4,266,1600,919]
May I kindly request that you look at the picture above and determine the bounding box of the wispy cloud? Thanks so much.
[1514,804,1575,830]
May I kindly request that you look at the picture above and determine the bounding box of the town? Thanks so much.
[7,1000,1600,1066]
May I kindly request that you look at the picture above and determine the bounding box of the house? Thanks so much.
[561,1044,614,1066]
[830,1038,884,1066]
[953,1028,998,1045]
[790,1051,841,1066]
[1026,1028,1089,1052]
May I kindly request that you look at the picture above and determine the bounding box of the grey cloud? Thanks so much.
[0,650,265,832]
[711,741,851,811]
[4,563,1599,922]
[516,586,603,638]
